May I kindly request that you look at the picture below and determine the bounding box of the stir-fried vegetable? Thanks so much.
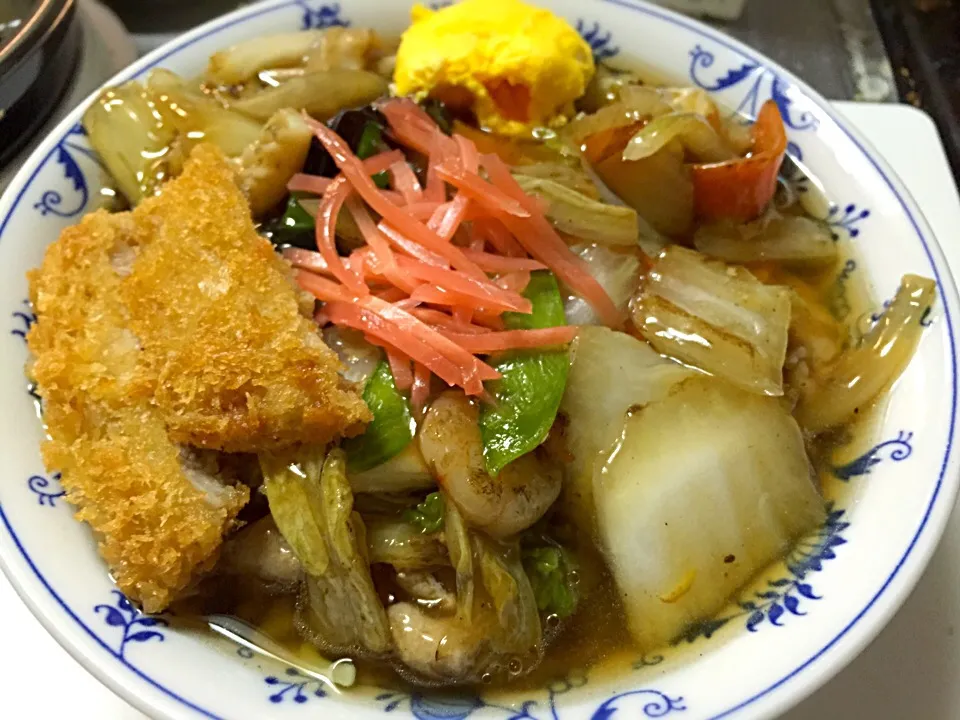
[512,176,639,246]
[260,447,392,655]
[147,69,263,157]
[634,246,792,396]
[563,243,643,326]
[595,375,825,650]
[263,193,316,248]
[479,271,571,476]
[206,30,331,84]
[322,326,381,387]
[82,82,178,203]
[523,544,578,618]
[692,100,787,222]
[623,112,735,164]
[228,70,389,123]
[559,326,696,533]
[443,495,475,621]
[513,163,600,199]
[590,139,695,237]
[344,361,417,473]
[234,108,314,217]
[403,491,445,533]
[349,443,435,494]
[387,531,543,683]
[566,85,673,148]
[219,516,302,588]
[206,27,387,85]
[694,212,837,266]
[365,515,449,568]
[475,535,543,655]
[796,274,936,432]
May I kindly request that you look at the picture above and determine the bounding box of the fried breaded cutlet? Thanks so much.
[127,144,371,452]
[28,145,370,611]
[28,210,250,612]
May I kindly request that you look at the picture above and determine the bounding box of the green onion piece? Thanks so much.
[522,545,578,619]
[402,492,445,534]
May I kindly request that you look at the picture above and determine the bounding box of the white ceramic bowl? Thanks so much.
[1,1,958,718]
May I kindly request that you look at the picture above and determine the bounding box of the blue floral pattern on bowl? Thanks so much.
[94,590,168,660]
[27,472,65,507]
[834,432,915,481]
[827,203,872,240]
[265,668,329,704]
[298,1,349,29]
[374,676,685,720]
[676,504,849,643]
[33,124,101,219]
[688,44,818,131]
[576,20,620,61]
[10,299,35,342]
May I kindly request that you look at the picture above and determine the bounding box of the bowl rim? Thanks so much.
[0,1,958,719]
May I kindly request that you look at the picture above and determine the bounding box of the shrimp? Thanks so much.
[417,391,562,538]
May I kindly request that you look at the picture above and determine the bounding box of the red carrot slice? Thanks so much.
[287,174,332,195]
[460,250,545,272]
[395,256,532,313]
[406,201,444,220]
[386,347,414,391]
[474,217,525,258]
[481,153,622,327]
[390,160,424,205]
[308,119,487,280]
[288,151,405,195]
[438,326,579,353]
[315,176,367,295]
[411,362,431,415]
[345,197,423,294]
[435,162,530,218]
[411,307,493,333]
[378,222,449,267]
[455,134,480,173]
[435,192,471,242]
[424,157,446,203]
[297,273,500,392]
[325,301,465,388]
[375,287,408,303]
[283,247,330,274]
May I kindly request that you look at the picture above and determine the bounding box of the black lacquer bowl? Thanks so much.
[0,0,80,167]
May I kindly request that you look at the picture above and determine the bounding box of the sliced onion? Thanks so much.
[796,274,936,432]
[512,162,600,199]
[565,86,672,147]
[694,213,837,266]
[593,142,694,237]
[659,87,719,118]
[512,176,639,247]
[623,112,735,164]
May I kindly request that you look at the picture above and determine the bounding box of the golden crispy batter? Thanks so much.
[28,145,370,610]
[28,210,249,613]
[124,145,371,452]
